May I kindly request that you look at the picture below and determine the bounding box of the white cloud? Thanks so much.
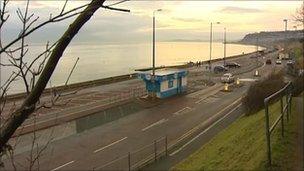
[2,1,302,45]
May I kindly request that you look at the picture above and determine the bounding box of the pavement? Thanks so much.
[1,50,285,170]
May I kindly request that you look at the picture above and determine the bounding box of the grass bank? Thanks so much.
[173,99,300,170]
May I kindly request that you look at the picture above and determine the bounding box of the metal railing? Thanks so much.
[264,81,292,166]
[107,86,147,104]
[93,136,168,171]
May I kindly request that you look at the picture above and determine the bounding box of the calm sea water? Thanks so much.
[1,42,258,94]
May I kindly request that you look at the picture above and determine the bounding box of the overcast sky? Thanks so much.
[2,0,303,45]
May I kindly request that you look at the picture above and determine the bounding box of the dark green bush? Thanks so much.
[243,71,285,115]
[292,75,304,96]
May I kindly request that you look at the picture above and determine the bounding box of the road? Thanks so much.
[2,51,284,170]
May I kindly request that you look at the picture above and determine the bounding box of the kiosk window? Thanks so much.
[168,80,173,88]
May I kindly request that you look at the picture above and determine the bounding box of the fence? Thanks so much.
[107,86,147,105]
[93,136,168,171]
[264,81,293,166]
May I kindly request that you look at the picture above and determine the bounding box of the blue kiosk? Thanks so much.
[138,69,188,98]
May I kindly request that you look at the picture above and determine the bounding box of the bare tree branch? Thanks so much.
[102,5,130,13]
[0,2,91,54]
[106,0,129,7]
[0,0,107,154]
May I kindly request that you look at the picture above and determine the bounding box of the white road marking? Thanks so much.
[173,107,192,116]
[141,118,168,132]
[51,161,75,171]
[94,137,128,153]
[169,97,243,155]
[239,78,259,82]
[169,103,243,156]
[195,87,221,104]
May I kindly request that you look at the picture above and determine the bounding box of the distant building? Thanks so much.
[138,69,188,98]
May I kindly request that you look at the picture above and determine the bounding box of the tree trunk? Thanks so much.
[0,0,105,152]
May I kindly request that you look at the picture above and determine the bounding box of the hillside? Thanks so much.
[239,30,304,45]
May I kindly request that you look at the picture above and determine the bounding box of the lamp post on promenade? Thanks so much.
[209,21,221,72]
[151,9,162,98]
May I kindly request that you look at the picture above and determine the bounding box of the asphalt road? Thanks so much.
[2,51,284,171]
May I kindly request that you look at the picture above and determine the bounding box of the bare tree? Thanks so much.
[294,2,304,25]
[0,0,130,169]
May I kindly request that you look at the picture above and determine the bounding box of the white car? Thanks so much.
[221,73,235,83]
[287,60,295,65]
[276,60,282,65]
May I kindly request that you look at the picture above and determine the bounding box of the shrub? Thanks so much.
[242,71,285,115]
[292,75,304,96]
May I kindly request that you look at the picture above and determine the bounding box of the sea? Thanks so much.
[1,41,259,94]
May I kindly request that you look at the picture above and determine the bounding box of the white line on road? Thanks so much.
[141,118,168,132]
[169,103,243,156]
[173,107,192,116]
[94,137,128,153]
[175,97,243,144]
[50,161,75,171]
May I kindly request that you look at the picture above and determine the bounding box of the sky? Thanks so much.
[1,0,303,45]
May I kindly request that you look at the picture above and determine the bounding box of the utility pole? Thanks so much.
[283,19,288,31]
[151,9,162,98]
[209,22,213,71]
[223,27,227,66]
[256,36,259,52]
[283,19,288,51]
[152,12,156,77]
[256,36,259,66]
[208,21,221,72]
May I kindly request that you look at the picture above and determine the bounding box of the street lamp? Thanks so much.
[283,19,288,51]
[283,19,288,31]
[223,27,227,66]
[209,21,221,72]
[151,8,162,98]
[152,9,162,78]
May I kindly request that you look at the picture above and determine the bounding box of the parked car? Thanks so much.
[214,65,227,73]
[266,59,272,65]
[299,69,304,76]
[287,60,295,66]
[221,73,235,83]
[224,62,241,68]
[276,60,282,65]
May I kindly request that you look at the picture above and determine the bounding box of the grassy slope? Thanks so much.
[173,100,299,171]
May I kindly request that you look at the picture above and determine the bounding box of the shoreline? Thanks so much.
[6,46,270,100]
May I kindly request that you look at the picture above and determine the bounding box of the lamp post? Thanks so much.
[209,21,221,72]
[283,19,288,31]
[152,9,162,77]
[256,36,259,66]
[283,19,288,51]
[151,9,162,98]
[223,27,227,66]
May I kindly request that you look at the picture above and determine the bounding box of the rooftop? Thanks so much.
[140,69,186,76]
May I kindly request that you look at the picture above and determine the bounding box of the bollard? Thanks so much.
[236,78,240,85]
[254,70,260,77]
[224,83,229,91]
